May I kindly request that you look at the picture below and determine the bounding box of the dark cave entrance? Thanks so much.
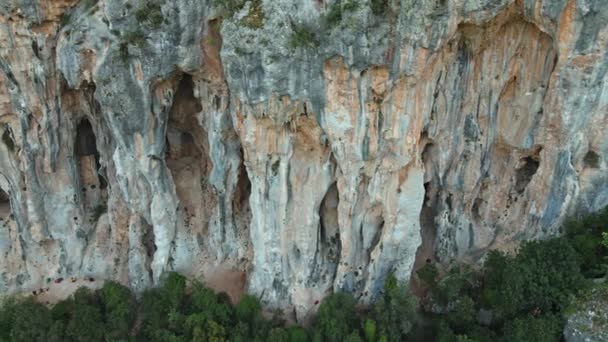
[514,153,541,194]
[165,74,211,232]
[0,188,10,220]
[75,119,106,213]
[313,182,341,284]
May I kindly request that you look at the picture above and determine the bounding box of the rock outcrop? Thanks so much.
[0,0,606,319]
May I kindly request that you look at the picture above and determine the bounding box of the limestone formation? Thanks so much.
[0,0,606,320]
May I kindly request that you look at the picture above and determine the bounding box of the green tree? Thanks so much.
[363,319,377,342]
[0,297,18,341]
[372,273,418,341]
[47,320,67,342]
[268,327,289,342]
[139,287,172,340]
[446,296,476,331]
[188,283,233,326]
[100,281,136,340]
[164,272,187,310]
[501,314,562,342]
[313,292,360,341]
[484,238,585,318]
[417,263,439,289]
[287,326,309,342]
[9,299,53,342]
[345,331,364,342]
[66,302,104,341]
[234,294,268,339]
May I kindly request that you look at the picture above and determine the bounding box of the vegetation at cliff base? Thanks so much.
[0,271,416,342]
[0,209,606,341]
[418,207,608,341]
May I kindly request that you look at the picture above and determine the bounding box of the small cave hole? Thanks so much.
[2,127,15,152]
[514,155,540,194]
[319,182,341,269]
[583,150,600,169]
[75,119,106,209]
[142,223,157,259]
[0,189,10,219]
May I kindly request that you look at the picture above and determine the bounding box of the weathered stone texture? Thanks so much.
[0,0,606,319]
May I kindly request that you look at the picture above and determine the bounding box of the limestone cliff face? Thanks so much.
[0,0,606,319]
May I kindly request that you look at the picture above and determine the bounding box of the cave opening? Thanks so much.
[232,150,252,237]
[583,150,600,169]
[75,118,106,212]
[514,155,540,194]
[0,189,10,220]
[317,182,341,275]
[165,73,212,234]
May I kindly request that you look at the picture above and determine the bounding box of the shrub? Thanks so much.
[446,296,476,331]
[9,299,53,342]
[234,294,269,338]
[66,289,104,342]
[314,292,361,341]
[163,272,187,310]
[135,1,164,29]
[565,207,608,277]
[268,327,289,342]
[101,281,136,340]
[212,0,246,18]
[289,23,319,49]
[484,238,585,318]
[0,297,17,340]
[372,273,418,341]
[186,282,234,331]
[287,327,308,342]
[434,265,475,305]
[241,0,264,29]
[323,0,359,28]
[140,287,172,339]
[371,0,389,15]
[417,263,439,288]
[500,314,562,342]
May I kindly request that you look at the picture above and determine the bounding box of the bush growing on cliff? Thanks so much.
[322,0,359,28]
[212,0,247,18]
[289,22,320,50]
[135,1,165,29]
[371,0,390,15]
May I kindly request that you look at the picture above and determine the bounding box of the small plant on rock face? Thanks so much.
[118,30,146,63]
[289,22,320,50]
[212,0,247,18]
[135,1,164,29]
[241,0,264,29]
[371,0,389,15]
[323,0,359,28]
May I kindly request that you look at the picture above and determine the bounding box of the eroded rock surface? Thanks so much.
[0,0,606,319]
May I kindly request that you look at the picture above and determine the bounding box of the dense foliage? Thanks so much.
[0,272,416,342]
[421,207,608,341]
[0,209,605,341]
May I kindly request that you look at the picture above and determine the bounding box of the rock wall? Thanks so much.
[0,0,606,319]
